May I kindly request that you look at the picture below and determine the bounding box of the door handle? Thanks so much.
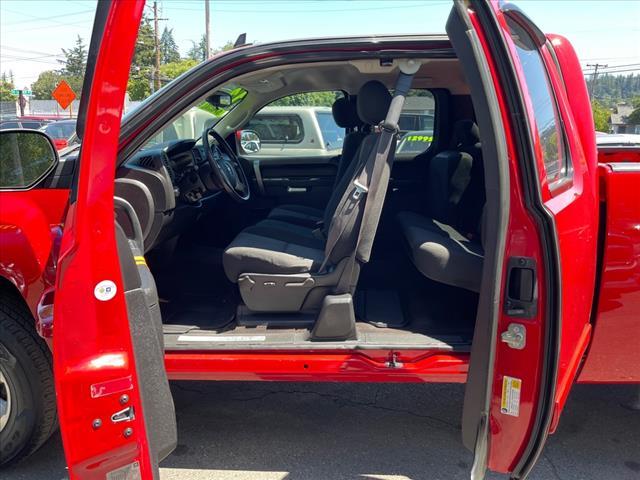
[287,187,307,193]
[504,257,537,318]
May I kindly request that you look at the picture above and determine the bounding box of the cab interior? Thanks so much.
[114,51,488,353]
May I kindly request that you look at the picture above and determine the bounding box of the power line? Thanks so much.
[0,8,95,26]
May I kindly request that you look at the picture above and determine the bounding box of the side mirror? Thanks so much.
[238,130,261,154]
[0,130,58,189]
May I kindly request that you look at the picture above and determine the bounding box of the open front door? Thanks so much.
[53,1,177,478]
[450,1,598,478]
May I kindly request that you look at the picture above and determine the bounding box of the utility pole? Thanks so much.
[204,0,211,60]
[153,1,161,92]
[586,63,608,98]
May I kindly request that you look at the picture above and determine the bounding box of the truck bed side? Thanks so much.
[578,162,640,383]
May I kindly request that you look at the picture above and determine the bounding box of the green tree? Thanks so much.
[60,35,87,77]
[160,27,180,64]
[128,16,156,100]
[187,35,207,62]
[627,107,640,126]
[31,70,62,99]
[0,72,17,101]
[31,70,81,100]
[159,59,198,82]
[591,100,611,132]
[271,91,340,107]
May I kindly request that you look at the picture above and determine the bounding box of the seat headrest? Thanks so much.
[332,96,361,129]
[452,120,480,148]
[357,81,392,126]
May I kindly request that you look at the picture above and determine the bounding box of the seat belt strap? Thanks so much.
[334,71,415,292]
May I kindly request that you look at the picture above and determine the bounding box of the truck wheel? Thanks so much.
[0,292,57,465]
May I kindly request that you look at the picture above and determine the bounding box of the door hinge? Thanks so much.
[501,323,526,350]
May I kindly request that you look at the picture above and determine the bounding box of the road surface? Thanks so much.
[3,382,639,479]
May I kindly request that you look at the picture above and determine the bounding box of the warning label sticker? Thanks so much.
[501,376,522,417]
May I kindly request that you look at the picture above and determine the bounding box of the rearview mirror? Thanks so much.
[238,130,261,154]
[0,130,58,188]
[208,91,232,108]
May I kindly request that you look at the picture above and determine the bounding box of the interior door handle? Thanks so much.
[287,187,307,193]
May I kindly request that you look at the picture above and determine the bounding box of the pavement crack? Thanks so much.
[229,388,460,431]
[543,450,563,480]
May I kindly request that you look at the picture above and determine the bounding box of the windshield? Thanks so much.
[141,85,247,149]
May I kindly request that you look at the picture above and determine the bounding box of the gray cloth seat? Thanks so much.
[224,81,392,287]
[397,120,485,293]
[268,96,366,228]
[397,211,484,293]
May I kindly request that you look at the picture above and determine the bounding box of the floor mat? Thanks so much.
[355,289,407,328]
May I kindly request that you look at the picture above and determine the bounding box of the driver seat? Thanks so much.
[223,81,394,312]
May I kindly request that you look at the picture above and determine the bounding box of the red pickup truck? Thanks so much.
[0,1,638,478]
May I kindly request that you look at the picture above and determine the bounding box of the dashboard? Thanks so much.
[114,138,225,252]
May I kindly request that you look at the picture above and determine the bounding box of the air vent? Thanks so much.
[160,153,176,183]
[138,155,155,169]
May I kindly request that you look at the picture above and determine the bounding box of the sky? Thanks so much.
[1,0,639,89]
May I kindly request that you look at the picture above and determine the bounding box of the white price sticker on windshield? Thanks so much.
[501,376,522,417]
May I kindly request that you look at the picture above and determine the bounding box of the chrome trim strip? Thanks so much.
[607,162,640,172]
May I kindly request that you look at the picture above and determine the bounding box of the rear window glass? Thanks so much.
[246,114,304,144]
[396,90,435,160]
[315,111,344,150]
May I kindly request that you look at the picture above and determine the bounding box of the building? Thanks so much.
[609,102,640,134]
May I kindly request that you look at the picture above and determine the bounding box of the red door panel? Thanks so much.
[53,1,176,479]
[459,1,598,477]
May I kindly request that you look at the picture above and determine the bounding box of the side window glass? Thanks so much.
[0,122,20,130]
[0,131,57,189]
[241,91,344,158]
[396,89,435,160]
[509,21,570,188]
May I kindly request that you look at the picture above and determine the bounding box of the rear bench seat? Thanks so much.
[397,120,485,293]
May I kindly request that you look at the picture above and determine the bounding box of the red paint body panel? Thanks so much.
[597,146,640,164]
[53,2,154,479]
[578,164,640,383]
[468,8,548,473]
[0,189,68,318]
[165,350,468,383]
[542,34,599,432]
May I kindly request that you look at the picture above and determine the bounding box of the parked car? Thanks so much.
[1,2,639,479]
[0,118,53,130]
[241,106,345,158]
[596,132,640,164]
[39,119,77,150]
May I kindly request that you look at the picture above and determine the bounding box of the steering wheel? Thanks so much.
[202,125,251,202]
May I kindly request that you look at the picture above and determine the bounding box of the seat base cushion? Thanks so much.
[223,221,325,282]
[268,204,324,228]
[397,211,483,293]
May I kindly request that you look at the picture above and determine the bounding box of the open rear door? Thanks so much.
[53,1,177,478]
[449,1,598,478]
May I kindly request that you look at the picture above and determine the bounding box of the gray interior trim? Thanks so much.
[252,160,265,193]
[118,36,454,164]
[447,2,511,472]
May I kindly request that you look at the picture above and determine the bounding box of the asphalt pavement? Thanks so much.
[2,382,639,480]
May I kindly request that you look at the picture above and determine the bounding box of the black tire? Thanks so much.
[0,291,57,466]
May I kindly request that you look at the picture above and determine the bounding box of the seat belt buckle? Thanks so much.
[352,179,368,200]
